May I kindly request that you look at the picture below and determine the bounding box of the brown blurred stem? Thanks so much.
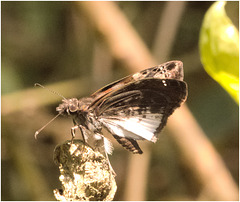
[2,78,90,116]
[77,1,238,201]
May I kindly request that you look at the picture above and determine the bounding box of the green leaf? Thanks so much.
[199,1,239,104]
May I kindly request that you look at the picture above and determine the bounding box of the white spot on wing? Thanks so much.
[100,113,162,142]
[102,120,141,140]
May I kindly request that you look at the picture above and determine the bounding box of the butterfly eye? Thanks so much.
[69,99,79,112]
[69,104,78,112]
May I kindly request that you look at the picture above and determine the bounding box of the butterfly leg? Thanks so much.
[72,119,87,144]
[78,125,86,144]
[71,125,79,144]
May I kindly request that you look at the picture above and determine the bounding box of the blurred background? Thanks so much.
[2,1,239,201]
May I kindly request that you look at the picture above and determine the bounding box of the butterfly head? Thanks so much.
[56,98,79,116]
[56,97,93,116]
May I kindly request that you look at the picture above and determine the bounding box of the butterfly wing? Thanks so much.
[88,61,187,154]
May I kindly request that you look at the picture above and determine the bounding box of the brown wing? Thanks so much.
[90,60,184,102]
[87,61,187,154]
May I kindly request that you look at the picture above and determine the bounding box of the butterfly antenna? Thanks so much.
[34,83,66,100]
[35,113,62,139]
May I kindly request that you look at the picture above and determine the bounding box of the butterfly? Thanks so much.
[46,60,188,156]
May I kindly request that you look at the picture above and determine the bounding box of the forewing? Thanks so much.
[90,60,184,102]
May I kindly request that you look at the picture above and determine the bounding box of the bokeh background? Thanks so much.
[2,1,239,201]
